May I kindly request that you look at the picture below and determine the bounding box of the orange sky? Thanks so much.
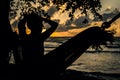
[12,18,120,37]
[50,21,120,37]
[11,0,120,37]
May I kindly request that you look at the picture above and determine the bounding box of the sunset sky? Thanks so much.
[51,0,120,24]
[101,0,120,10]
[50,0,120,37]
[11,0,120,37]
[11,0,120,24]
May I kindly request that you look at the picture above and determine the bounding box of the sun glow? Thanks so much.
[107,5,111,10]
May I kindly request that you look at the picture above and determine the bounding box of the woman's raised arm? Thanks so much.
[41,17,58,40]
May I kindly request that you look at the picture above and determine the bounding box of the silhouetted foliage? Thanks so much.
[91,29,116,51]
[10,0,102,20]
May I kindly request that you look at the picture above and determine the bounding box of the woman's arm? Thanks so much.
[18,15,27,39]
[41,17,58,40]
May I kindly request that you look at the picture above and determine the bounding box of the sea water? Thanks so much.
[44,37,120,74]
[44,37,120,80]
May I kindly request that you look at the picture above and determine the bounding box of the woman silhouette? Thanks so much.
[18,12,58,79]
[18,12,58,64]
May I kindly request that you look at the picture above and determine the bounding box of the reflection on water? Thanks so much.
[45,37,120,74]
[68,53,120,74]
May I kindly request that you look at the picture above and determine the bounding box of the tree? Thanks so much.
[9,0,102,20]
[0,0,13,65]
[0,0,14,78]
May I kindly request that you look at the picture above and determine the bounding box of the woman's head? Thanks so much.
[26,12,43,34]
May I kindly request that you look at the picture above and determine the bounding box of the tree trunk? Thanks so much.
[0,0,14,77]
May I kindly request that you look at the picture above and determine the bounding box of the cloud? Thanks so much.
[101,0,120,11]
[47,6,57,16]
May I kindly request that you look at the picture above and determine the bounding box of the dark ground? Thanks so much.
[1,64,120,80]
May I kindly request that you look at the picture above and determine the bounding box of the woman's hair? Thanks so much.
[26,12,43,33]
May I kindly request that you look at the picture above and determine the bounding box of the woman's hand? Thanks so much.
[101,22,111,30]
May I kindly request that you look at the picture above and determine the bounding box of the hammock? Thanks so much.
[43,12,120,79]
